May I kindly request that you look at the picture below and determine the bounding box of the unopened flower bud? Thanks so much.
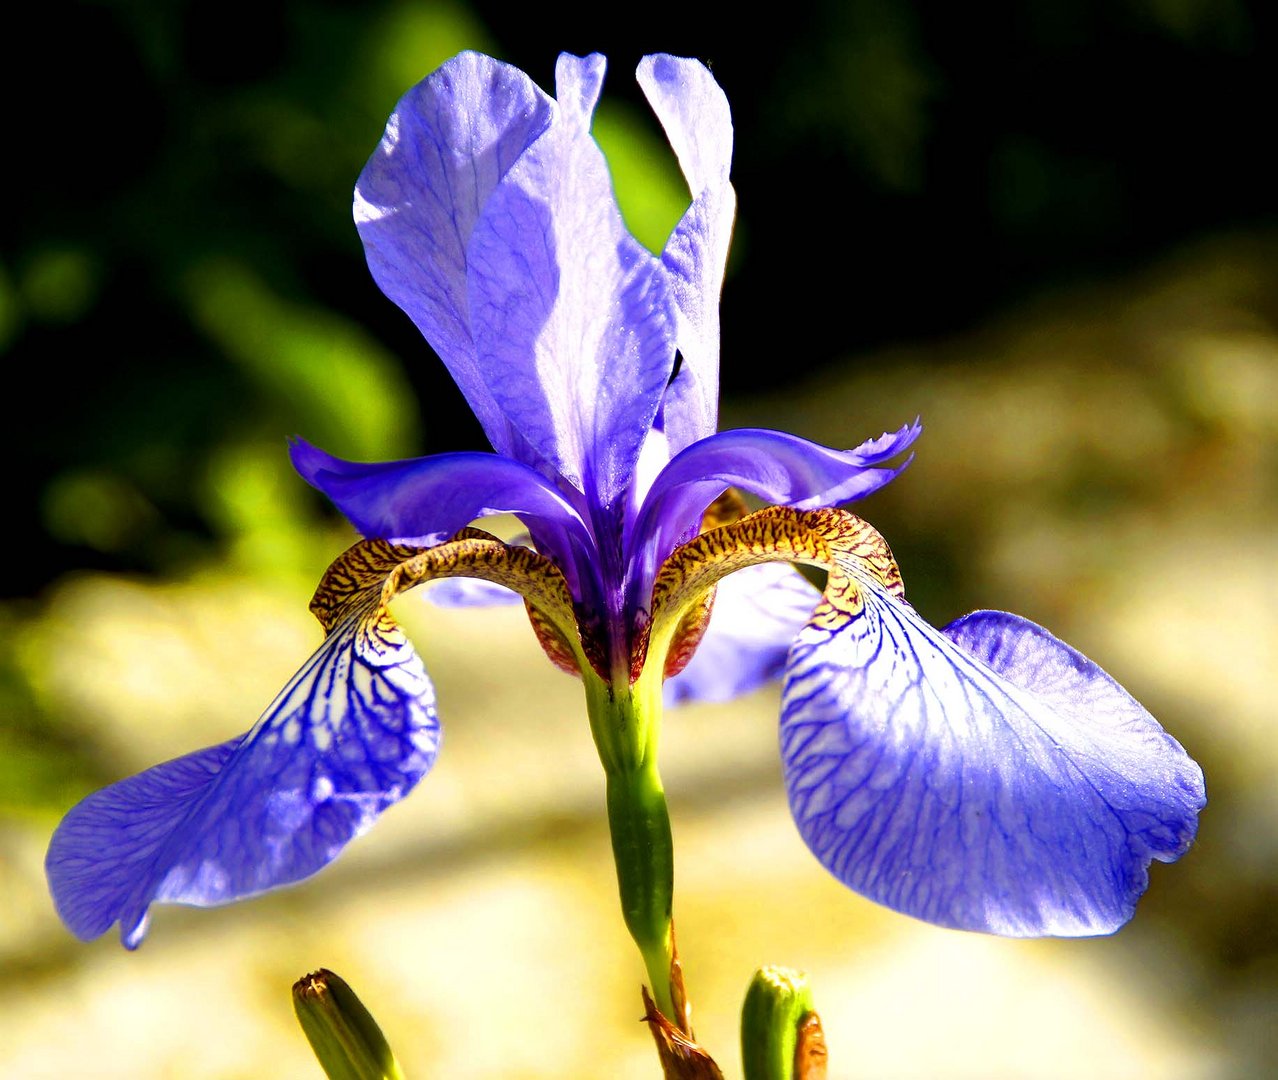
[741,965,827,1080]
[292,968,404,1080]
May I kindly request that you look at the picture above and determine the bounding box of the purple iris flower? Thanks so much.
[46,51,1203,953]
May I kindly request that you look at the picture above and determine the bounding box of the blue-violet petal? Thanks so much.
[665,563,818,705]
[290,438,593,570]
[355,52,554,459]
[637,54,736,454]
[466,53,675,512]
[779,596,1205,936]
[630,423,919,600]
[46,606,440,947]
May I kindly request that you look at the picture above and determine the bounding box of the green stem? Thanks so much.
[584,670,680,1025]
[606,758,677,1016]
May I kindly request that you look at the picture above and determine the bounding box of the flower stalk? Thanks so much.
[583,667,687,1028]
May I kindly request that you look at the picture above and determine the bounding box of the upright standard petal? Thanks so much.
[781,583,1205,937]
[355,52,554,458]
[637,54,736,454]
[46,551,440,947]
[466,53,675,511]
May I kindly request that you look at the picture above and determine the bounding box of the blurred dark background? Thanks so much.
[4,0,1274,597]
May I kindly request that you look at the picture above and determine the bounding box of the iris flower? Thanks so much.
[47,51,1203,1023]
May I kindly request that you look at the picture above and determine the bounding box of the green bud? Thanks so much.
[741,966,828,1080]
[292,968,405,1080]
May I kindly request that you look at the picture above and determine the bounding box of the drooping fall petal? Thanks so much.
[781,595,1206,936]
[646,505,1204,937]
[46,588,439,948]
[47,531,586,948]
